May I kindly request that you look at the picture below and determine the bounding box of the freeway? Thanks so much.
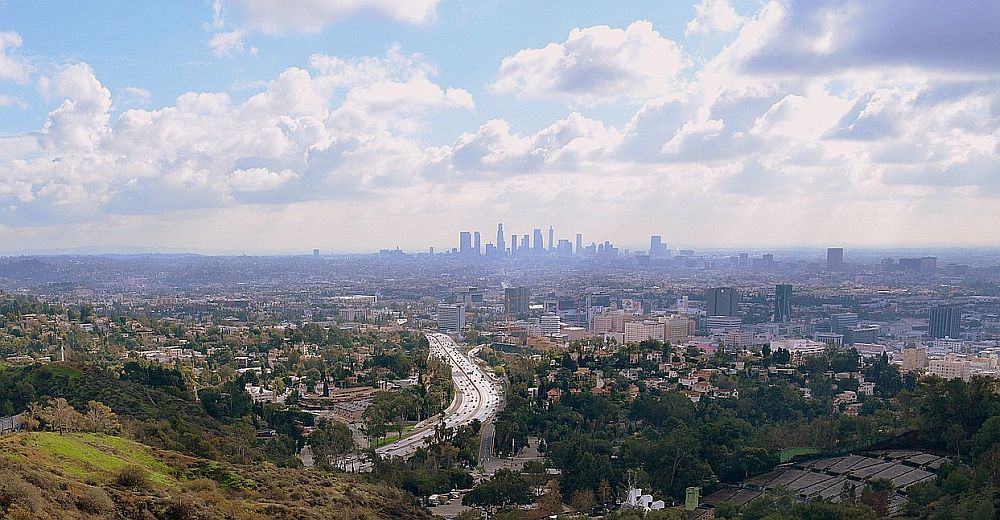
[376,332,503,459]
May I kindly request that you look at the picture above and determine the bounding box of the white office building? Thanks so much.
[541,314,561,336]
[437,303,466,332]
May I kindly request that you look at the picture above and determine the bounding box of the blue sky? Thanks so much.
[0,0,999,253]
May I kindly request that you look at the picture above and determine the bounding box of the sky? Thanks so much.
[1,0,999,254]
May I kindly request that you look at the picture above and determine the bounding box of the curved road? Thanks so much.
[376,332,502,459]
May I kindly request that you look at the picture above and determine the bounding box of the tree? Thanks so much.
[570,488,595,512]
[538,480,563,515]
[598,479,613,506]
[972,416,1000,457]
[43,398,83,434]
[310,419,355,470]
[362,402,391,446]
[464,469,532,512]
[21,401,45,431]
[85,400,119,434]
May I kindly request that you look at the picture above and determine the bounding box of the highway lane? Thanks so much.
[375,332,502,459]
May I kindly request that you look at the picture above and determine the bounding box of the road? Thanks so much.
[376,332,503,459]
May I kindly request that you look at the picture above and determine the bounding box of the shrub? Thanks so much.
[0,476,43,513]
[181,478,218,493]
[114,465,152,492]
[76,486,115,514]
[162,495,200,519]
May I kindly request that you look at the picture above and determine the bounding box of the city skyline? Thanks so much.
[0,1,999,252]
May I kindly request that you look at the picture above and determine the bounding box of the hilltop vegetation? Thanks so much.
[0,431,430,519]
[0,363,248,461]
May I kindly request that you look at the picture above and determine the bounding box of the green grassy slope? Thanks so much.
[0,432,430,519]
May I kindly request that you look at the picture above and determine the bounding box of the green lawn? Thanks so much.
[372,424,417,448]
[1,432,176,485]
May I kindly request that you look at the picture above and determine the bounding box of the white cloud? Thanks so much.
[38,63,112,152]
[209,30,247,57]
[741,0,1000,75]
[0,49,473,224]
[221,0,439,34]
[685,0,743,36]
[492,21,687,104]
[0,31,30,83]
[229,167,299,191]
[426,113,621,179]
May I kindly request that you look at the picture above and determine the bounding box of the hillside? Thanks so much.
[0,432,431,519]
[0,364,261,462]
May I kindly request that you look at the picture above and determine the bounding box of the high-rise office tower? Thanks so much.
[459,231,472,254]
[650,235,662,258]
[522,234,529,254]
[533,228,544,253]
[496,223,505,255]
[774,284,792,323]
[511,235,518,253]
[437,303,466,331]
[548,225,554,252]
[706,287,738,317]
[827,247,844,269]
[576,233,583,255]
[830,312,859,334]
[504,287,531,316]
[930,304,961,339]
[473,231,481,255]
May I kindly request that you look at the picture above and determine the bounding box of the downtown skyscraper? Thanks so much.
[496,223,506,254]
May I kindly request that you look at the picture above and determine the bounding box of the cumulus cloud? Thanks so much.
[426,113,621,179]
[38,63,113,152]
[0,31,30,83]
[0,49,473,224]
[741,0,1000,75]
[220,0,439,34]
[685,0,743,36]
[492,21,687,104]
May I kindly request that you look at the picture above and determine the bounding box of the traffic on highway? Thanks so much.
[376,332,502,459]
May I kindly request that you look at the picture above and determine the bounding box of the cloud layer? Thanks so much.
[2,0,1000,251]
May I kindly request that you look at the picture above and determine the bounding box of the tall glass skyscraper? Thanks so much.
[775,284,792,323]
[929,304,961,339]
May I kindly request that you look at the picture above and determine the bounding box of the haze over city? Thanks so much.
[1,1,999,253]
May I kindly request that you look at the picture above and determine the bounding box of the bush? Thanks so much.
[181,478,219,493]
[114,465,152,491]
[0,476,43,513]
[162,495,200,519]
[76,486,115,514]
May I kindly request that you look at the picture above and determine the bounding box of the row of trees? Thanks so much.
[361,356,453,446]
[22,398,119,434]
